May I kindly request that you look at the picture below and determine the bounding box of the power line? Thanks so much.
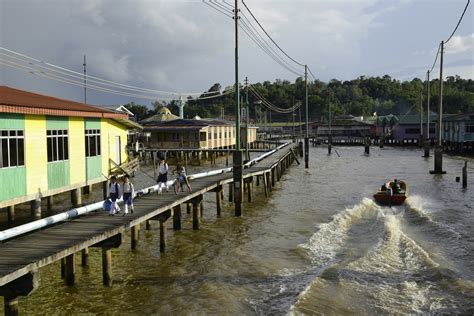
[248,85,300,113]
[444,0,470,44]
[428,43,441,74]
[241,0,305,68]
[0,47,225,96]
[202,0,233,18]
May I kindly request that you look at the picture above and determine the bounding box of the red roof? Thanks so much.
[0,86,126,119]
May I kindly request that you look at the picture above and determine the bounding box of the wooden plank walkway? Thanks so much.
[0,146,296,288]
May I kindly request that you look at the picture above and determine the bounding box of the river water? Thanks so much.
[2,146,473,314]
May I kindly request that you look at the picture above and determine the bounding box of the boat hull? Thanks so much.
[373,192,406,206]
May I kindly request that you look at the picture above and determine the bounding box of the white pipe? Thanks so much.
[0,142,290,242]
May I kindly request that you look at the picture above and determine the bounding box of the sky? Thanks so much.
[1,0,473,107]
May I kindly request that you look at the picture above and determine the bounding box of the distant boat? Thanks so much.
[374,180,408,206]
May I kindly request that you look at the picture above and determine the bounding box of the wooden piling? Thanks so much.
[131,225,139,250]
[65,253,75,286]
[192,201,200,230]
[200,199,204,218]
[462,161,467,188]
[7,205,15,222]
[186,203,191,214]
[271,168,275,187]
[159,219,168,253]
[216,186,222,216]
[81,248,89,267]
[71,188,82,208]
[173,205,182,230]
[4,296,19,316]
[263,172,269,197]
[47,196,53,211]
[102,248,113,286]
[228,182,234,202]
[247,178,253,202]
[256,175,260,186]
[146,220,151,230]
[60,258,65,279]
[30,198,41,220]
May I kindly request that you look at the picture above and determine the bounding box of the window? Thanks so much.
[47,129,69,162]
[172,133,180,141]
[0,130,24,168]
[208,132,212,140]
[405,128,420,135]
[466,125,474,133]
[85,129,101,157]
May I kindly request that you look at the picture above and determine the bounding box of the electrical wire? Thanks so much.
[428,43,441,74]
[0,47,222,96]
[241,0,305,68]
[444,0,470,44]
[248,85,300,113]
[0,59,234,102]
[202,0,233,18]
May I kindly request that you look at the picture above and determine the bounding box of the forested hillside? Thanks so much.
[124,75,474,122]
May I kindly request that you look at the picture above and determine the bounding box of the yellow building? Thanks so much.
[0,86,141,210]
[142,114,258,149]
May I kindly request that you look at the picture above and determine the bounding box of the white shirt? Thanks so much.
[159,162,169,174]
[123,182,134,194]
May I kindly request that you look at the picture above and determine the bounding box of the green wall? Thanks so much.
[0,113,24,129]
[47,161,70,189]
[86,156,102,181]
[0,167,27,201]
[46,116,68,130]
[85,118,101,129]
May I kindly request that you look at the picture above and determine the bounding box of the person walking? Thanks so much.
[122,175,135,216]
[157,157,169,193]
[108,176,122,216]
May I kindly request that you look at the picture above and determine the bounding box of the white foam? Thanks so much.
[299,198,380,265]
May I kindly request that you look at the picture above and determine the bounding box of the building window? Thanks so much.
[85,129,101,157]
[208,131,212,140]
[47,129,69,162]
[172,133,180,141]
[405,128,420,135]
[465,125,474,133]
[0,130,25,168]
[214,132,217,139]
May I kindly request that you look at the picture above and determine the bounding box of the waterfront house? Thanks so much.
[442,112,474,152]
[0,86,141,211]
[317,115,373,142]
[376,114,437,145]
[141,114,258,149]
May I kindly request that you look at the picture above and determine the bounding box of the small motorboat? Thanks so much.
[374,180,408,206]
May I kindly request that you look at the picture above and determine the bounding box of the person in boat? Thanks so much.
[390,179,401,194]
[380,184,387,191]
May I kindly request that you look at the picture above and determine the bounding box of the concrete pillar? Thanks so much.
[47,196,53,211]
[233,150,243,217]
[30,198,41,220]
[102,248,113,286]
[159,219,168,253]
[4,296,19,316]
[431,145,446,174]
[81,248,89,267]
[7,205,15,223]
[192,201,200,230]
[131,225,139,250]
[65,253,75,286]
[71,188,82,208]
[173,205,182,230]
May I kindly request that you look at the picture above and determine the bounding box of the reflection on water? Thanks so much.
[1,147,473,314]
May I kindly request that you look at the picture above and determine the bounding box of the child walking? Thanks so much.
[122,175,135,216]
[157,157,169,193]
[108,176,122,216]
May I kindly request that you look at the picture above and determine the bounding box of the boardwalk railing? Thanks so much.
[0,143,290,242]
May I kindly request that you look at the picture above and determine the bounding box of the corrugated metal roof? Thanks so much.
[0,86,124,118]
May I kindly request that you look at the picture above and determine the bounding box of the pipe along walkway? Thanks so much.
[0,145,298,316]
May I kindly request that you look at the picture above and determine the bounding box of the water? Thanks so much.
[1,147,473,314]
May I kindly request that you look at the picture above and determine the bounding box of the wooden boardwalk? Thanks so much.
[0,145,298,315]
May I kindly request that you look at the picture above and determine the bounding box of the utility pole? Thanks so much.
[233,0,243,216]
[424,70,431,157]
[298,105,302,141]
[304,65,309,168]
[245,76,250,161]
[419,90,423,147]
[328,94,332,155]
[431,41,445,174]
[269,110,272,140]
[292,97,295,143]
[83,55,87,104]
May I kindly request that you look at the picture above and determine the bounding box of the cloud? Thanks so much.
[445,33,474,54]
